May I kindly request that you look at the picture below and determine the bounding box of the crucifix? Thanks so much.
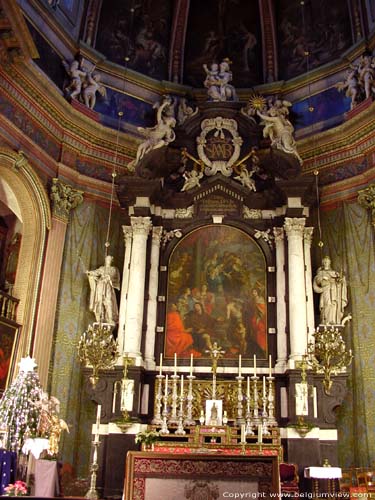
[205,342,225,399]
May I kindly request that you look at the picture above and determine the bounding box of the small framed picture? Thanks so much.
[205,399,223,426]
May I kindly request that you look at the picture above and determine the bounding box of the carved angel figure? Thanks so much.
[132,96,176,167]
[233,167,257,191]
[336,68,360,109]
[83,72,107,109]
[257,100,302,163]
[181,169,203,191]
[62,59,87,100]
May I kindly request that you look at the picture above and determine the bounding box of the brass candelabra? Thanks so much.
[78,323,119,387]
[307,325,352,395]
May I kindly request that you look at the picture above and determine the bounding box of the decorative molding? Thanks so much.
[273,227,284,241]
[162,229,182,247]
[175,206,194,218]
[243,207,262,219]
[50,178,84,222]
[303,227,314,245]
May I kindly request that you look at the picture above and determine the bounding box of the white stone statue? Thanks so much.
[181,169,204,191]
[336,68,360,110]
[63,59,87,100]
[313,255,348,325]
[358,55,375,100]
[257,99,302,163]
[82,72,107,109]
[86,255,121,325]
[233,166,257,191]
[203,59,237,102]
[131,96,176,168]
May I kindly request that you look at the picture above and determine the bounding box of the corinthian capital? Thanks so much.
[273,227,284,242]
[152,226,163,243]
[283,217,305,239]
[122,225,133,243]
[358,184,375,227]
[50,178,83,222]
[304,227,314,246]
[130,216,152,236]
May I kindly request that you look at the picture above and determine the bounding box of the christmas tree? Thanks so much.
[0,357,43,451]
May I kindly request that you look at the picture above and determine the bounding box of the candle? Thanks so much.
[238,354,242,376]
[269,355,272,378]
[159,353,163,377]
[263,376,266,397]
[253,354,257,377]
[112,389,117,413]
[190,353,193,376]
[241,423,246,443]
[96,404,101,435]
[180,374,184,398]
[174,353,177,376]
[258,424,263,443]
[164,374,168,397]
[247,376,250,399]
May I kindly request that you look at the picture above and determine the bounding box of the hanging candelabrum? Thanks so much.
[152,374,164,426]
[236,374,244,424]
[78,323,118,387]
[307,325,353,395]
[184,374,196,426]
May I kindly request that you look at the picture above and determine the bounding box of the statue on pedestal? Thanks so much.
[203,59,237,102]
[86,255,121,325]
[313,255,348,325]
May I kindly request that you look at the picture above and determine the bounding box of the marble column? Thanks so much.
[33,178,83,386]
[123,216,152,362]
[144,227,163,369]
[304,227,315,345]
[117,226,133,358]
[284,217,307,365]
[273,227,287,368]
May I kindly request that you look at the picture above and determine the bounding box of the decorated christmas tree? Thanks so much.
[0,356,43,451]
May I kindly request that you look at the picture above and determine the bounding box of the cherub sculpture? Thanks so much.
[181,169,203,191]
[130,96,176,168]
[83,72,107,109]
[62,59,87,100]
[336,68,360,110]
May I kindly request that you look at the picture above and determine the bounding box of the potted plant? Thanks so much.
[135,429,160,451]
[3,480,29,496]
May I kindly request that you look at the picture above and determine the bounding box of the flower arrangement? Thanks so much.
[3,480,28,496]
[135,429,160,446]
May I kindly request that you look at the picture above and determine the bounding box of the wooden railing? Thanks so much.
[0,290,19,322]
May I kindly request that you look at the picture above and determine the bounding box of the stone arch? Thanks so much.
[0,148,51,359]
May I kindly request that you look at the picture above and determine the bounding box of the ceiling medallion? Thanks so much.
[197,117,243,177]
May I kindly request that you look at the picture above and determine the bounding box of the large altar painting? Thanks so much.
[165,225,267,360]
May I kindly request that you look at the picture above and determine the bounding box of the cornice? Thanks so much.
[299,100,375,173]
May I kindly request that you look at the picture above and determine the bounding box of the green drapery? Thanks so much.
[49,200,124,475]
[317,202,375,467]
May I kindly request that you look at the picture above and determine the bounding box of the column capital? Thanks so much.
[152,226,163,242]
[273,227,284,242]
[50,178,83,223]
[122,225,133,242]
[284,217,305,238]
[358,184,375,226]
[304,227,314,246]
[130,216,152,236]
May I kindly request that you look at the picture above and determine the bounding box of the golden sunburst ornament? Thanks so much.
[248,93,267,110]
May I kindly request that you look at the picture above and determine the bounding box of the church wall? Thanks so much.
[49,199,124,475]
